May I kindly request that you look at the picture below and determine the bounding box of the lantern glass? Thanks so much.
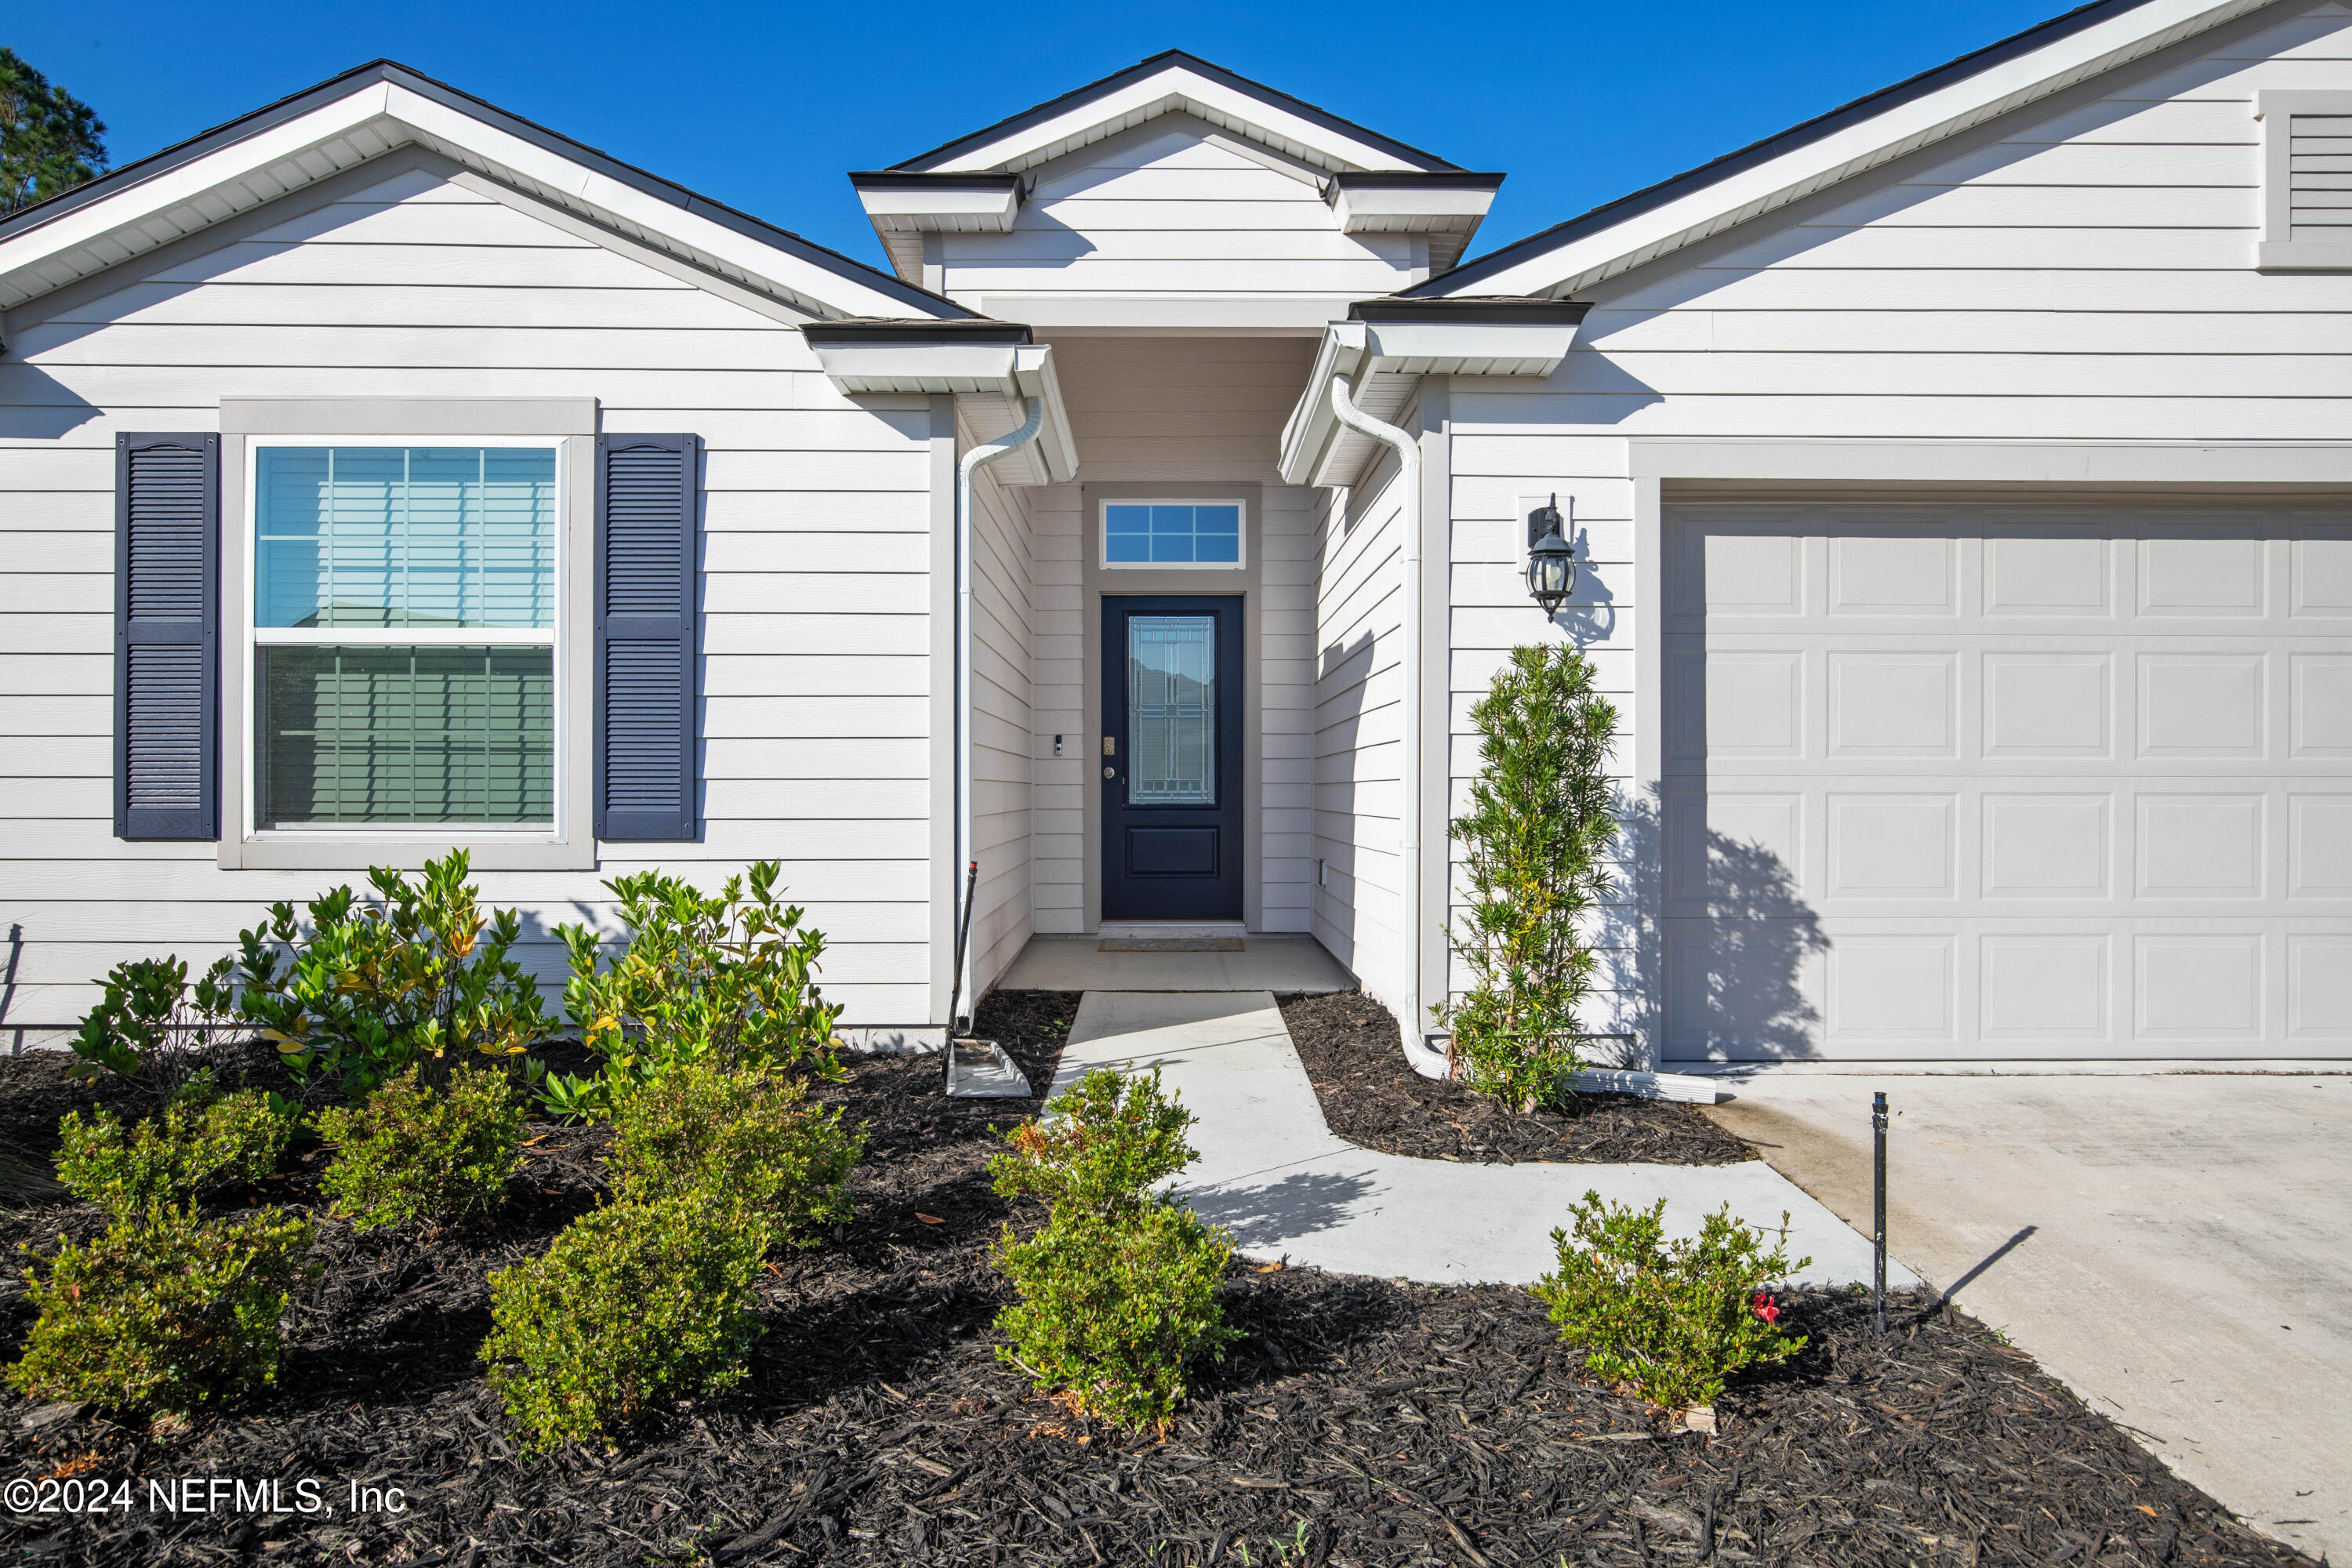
[1526,532,1573,615]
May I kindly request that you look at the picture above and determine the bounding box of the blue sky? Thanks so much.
[14,1,2071,274]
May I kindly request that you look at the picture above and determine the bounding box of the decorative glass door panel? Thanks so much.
[1126,615,1215,806]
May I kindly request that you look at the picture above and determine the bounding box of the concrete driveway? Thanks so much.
[1704,1073,2350,1564]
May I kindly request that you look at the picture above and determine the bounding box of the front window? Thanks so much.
[1101,499,1244,568]
[249,445,559,829]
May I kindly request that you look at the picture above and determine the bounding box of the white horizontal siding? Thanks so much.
[0,164,943,1031]
[938,117,1418,306]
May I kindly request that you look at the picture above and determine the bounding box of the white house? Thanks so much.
[2,0,2347,1069]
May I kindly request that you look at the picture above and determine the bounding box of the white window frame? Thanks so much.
[2255,89,2352,272]
[1098,495,1249,571]
[239,437,569,843]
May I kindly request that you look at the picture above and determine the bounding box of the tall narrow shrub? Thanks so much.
[1444,643,1619,1111]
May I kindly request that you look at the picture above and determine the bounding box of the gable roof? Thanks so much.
[887,49,1465,176]
[1410,0,2287,300]
[0,59,976,321]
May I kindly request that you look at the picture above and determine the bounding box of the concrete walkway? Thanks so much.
[1708,1074,2352,1564]
[1053,990,1907,1289]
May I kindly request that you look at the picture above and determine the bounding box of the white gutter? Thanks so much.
[952,394,1046,1030]
[1326,375,1450,1081]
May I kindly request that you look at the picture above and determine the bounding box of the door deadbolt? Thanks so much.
[1102,736,1116,756]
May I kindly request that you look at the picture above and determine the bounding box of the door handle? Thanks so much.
[1103,766,1117,779]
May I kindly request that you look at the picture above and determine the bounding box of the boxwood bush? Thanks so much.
[7,1203,315,1412]
[55,1083,299,1222]
[607,1061,860,1247]
[314,1062,524,1231]
[1534,1189,1810,1414]
[481,1196,770,1451]
[989,1067,1239,1432]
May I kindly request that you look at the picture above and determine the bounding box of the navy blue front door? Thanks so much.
[1101,596,1243,922]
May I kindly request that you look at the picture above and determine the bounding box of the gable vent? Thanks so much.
[2289,113,2352,242]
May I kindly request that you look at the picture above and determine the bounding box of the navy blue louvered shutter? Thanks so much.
[595,434,699,840]
[114,433,219,840]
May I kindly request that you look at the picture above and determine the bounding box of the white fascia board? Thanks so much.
[0,84,398,305]
[908,66,1421,176]
[379,88,931,320]
[1332,184,1497,229]
[1013,343,1080,485]
[1442,0,2277,298]
[808,338,1019,394]
[855,184,1021,230]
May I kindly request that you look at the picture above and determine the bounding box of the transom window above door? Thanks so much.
[1102,500,1244,568]
[248,443,561,832]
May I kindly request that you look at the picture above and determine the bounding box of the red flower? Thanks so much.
[1751,1291,1780,1325]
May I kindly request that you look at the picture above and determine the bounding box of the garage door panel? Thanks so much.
[1984,532,2113,617]
[2136,652,2267,758]
[2138,533,2267,619]
[2289,795,2352,898]
[1828,652,1957,757]
[2290,654,2352,755]
[2289,533,2352,616]
[1984,793,2111,898]
[1981,934,2112,1044]
[1665,503,2348,1062]
[1828,533,1957,617]
[1985,652,2112,757]
[2287,934,2352,1039]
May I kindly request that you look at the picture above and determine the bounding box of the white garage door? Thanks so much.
[1661,503,2352,1062]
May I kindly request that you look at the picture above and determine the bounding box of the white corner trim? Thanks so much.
[1437,0,2280,299]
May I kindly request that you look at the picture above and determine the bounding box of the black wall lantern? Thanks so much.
[1526,493,1575,616]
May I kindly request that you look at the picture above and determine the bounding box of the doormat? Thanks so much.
[1098,937,1245,952]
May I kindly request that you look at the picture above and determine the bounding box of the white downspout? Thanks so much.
[953,395,1045,1032]
[1327,374,1450,1080]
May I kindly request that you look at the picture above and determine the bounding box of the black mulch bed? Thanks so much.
[3,993,2310,1568]
[1278,991,1754,1167]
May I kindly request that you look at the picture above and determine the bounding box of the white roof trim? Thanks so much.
[1430,0,2283,299]
[806,337,1078,486]
[898,64,1431,177]
[0,79,942,321]
[1279,316,1583,487]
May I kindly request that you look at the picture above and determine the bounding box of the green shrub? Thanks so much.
[546,860,843,1115]
[55,1085,300,1222]
[7,1203,315,1412]
[314,1063,524,1230]
[481,1196,769,1451]
[989,1066,1237,1431]
[608,1062,860,1247]
[1533,1189,1810,1414]
[1443,643,1619,1112]
[232,850,555,1094]
[993,1200,1238,1432]
[989,1066,1196,1219]
[68,954,239,1092]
